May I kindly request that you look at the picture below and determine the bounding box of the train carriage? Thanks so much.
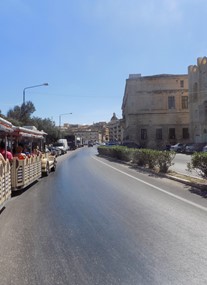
[11,126,47,190]
[0,117,13,209]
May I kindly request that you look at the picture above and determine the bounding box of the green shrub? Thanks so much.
[132,149,146,166]
[111,146,125,160]
[157,151,175,173]
[132,149,160,169]
[188,152,207,178]
[97,146,175,174]
[97,146,111,156]
[114,146,132,162]
[142,149,158,169]
[98,146,133,162]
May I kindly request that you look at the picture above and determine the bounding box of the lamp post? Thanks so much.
[59,113,72,138]
[23,83,49,105]
[59,113,72,129]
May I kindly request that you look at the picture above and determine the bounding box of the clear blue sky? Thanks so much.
[1,0,206,126]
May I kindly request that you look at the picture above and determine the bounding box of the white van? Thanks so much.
[53,139,69,154]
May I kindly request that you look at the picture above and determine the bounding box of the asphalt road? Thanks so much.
[1,147,207,284]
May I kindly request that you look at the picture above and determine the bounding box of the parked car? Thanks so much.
[47,146,60,157]
[57,139,69,151]
[164,144,171,151]
[184,143,196,154]
[121,141,140,148]
[105,141,120,146]
[88,142,93,147]
[185,143,206,154]
[202,145,207,152]
[52,142,67,154]
[170,143,184,152]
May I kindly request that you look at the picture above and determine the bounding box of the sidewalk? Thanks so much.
[165,170,207,190]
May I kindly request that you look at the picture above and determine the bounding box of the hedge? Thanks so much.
[187,152,207,178]
[97,146,175,173]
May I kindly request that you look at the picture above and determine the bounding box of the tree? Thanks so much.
[30,117,59,143]
[7,105,21,121]
[7,101,36,125]
[6,101,59,143]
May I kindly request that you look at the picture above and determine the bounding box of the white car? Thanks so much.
[202,145,207,152]
[170,143,184,152]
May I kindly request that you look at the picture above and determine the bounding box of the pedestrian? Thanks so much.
[0,141,13,163]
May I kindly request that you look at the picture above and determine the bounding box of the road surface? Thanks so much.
[1,147,207,284]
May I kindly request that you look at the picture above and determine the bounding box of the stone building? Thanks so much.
[63,122,109,144]
[188,56,207,143]
[122,73,189,149]
[107,113,123,143]
[76,128,101,144]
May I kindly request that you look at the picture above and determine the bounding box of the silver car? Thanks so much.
[170,143,184,152]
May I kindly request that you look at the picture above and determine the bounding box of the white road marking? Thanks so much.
[92,156,207,212]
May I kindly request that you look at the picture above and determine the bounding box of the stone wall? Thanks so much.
[188,57,207,143]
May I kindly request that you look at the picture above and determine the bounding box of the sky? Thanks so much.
[1,0,207,126]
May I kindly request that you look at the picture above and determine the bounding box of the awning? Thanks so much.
[0,117,13,133]
[13,126,46,139]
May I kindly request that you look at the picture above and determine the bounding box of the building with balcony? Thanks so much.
[107,113,123,143]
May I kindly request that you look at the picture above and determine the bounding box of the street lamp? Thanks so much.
[59,112,72,128]
[59,113,72,139]
[23,83,49,105]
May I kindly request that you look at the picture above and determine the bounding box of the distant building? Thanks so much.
[107,113,123,143]
[63,122,109,144]
[76,128,101,144]
[122,73,189,149]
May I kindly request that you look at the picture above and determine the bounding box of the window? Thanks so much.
[141,129,147,140]
[169,128,176,139]
[183,128,189,139]
[156,128,162,140]
[182,96,188,109]
[168,96,175,109]
[180,80,184,88]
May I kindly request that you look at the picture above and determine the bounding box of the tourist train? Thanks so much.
[0,117,56,210]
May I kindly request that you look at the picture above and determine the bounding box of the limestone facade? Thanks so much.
[188,56,207,143]
[122,74,189,149]
[107,113,123,143]
[63,122,109,144]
